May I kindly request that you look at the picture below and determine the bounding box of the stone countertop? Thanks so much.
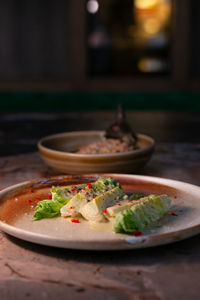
[0,112,200,300]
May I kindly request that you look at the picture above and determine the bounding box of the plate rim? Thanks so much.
[0,174,200,250]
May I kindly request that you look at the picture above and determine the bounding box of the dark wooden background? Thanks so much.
[0,111,199,157]
[0,0,199,92]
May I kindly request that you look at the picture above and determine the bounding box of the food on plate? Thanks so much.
[33,184,85,220]
[113,195,170,233]
[33,177,171,235]
[79,187,124,222]
[60,177,121,218]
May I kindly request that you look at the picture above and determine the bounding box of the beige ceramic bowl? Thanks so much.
[38,131,155,174]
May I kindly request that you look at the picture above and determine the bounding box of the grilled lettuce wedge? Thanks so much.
[33,184,85,220]
[79,187,124,222]
[60,177,122,217]
[113,194,170,233]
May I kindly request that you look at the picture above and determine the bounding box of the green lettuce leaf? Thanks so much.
[33,184,85,221]
[129,194,145,201]
[94,177,121,191]
[33,199,67,221]
[33,178,122,221]
[113,194,170,233]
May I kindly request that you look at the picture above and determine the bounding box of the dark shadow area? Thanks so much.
[0,111,199,156]
[5,232,200,267]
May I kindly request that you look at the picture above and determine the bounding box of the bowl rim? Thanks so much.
[38,130,155,159]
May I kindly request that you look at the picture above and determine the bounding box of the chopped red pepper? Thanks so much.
[87,183,92,190]
[134,199,140,201]
[48,194,52,200]
[71,218,80,223]
[71,188,78,193]
[29,189,33,193]
[67,190,71,194]
[117,203,121,206]
[36,196,40,201]
[82,188,85,191]
[133,231,142,236]
[127,200,131,202]
[70,206,75,209]
[174,196,177,199]
[171,212,178,216]
[104,208,107,214]
[27,199,32,204]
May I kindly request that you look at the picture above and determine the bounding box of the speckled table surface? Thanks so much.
[0,112,200,300]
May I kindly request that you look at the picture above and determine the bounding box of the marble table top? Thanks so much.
[0,111,200,300]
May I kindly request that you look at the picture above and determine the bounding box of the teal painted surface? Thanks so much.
[0,92,200,111]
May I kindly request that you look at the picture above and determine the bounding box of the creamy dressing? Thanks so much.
[12,211,122,241]
[89,219,114,233]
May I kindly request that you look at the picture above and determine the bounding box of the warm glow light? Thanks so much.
[135,0,159,9]
[138,57,165,72]
[133,0,171,39]
[87,0,99,14]
[143,18,160,34]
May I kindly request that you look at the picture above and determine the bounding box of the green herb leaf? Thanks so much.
[33,199,67,221]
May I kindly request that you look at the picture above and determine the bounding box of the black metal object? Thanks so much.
[105,105,137,145]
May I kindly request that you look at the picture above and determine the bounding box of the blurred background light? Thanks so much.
[87,0,172,75]
[135,0,159,9]
[138,57,166,72]
[87,0,99,14]
[143,18,161,35]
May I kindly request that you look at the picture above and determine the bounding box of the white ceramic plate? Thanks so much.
[0,174,200,250]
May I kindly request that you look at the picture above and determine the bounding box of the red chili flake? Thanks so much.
[36,196,40,201]
[174,196,177,199]
[29,189,33,193]
[48,194,52,200]
[71,219,80,223]
[87,183,92,190]
[70,206,75,209]
[133,231,142,236]
[171,212,178,216]
[67,190,71,194]
[27,199,32,204]
[71,188,78,193]
[117,203,121,206]
[104,208,107,214]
